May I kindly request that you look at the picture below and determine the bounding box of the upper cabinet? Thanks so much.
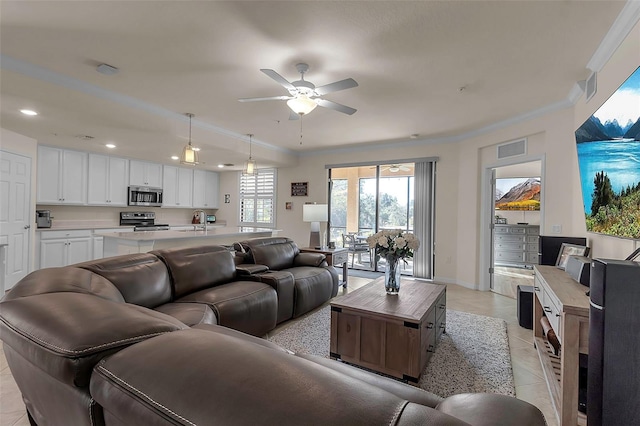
[192,170,219,209]
[129,160,163,187]
[87,154,129,206]
[37,146,87,205]
[162,165,193,208]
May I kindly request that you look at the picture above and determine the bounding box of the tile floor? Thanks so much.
[0,276,557,426]
[492,265,535,299]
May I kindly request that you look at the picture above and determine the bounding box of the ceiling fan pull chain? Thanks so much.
[300,114,303,145]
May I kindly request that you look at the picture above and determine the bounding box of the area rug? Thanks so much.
[267,306,515,398]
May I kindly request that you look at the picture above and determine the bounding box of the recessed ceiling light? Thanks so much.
[20,109,38,116]
[105,143,116,149]
[171,156,179,160]
[217,164,225,168]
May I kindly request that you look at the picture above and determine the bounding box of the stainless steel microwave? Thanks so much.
[128,186,163,207]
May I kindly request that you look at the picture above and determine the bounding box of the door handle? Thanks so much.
[24,225,31,229]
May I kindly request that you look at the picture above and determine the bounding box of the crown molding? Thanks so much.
[587,0,640,72]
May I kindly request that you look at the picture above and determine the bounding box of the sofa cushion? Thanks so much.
[242,237,299,270]
[0,293,186,388]
[177,280,277,336]
[151,245,235,298]
[1,267,124,303]
[288,266,335,317]
[155,302,216,326]
[76,253,172,308]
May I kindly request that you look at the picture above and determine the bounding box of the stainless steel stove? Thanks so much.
[120,212,170,231]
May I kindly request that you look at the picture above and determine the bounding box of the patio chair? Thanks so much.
[342,234,372,268]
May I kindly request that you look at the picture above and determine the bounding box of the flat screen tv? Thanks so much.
[495,177,541,211]
[575,66,640,239]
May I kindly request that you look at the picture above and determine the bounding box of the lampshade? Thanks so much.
[303,204,328,248]
[242,134,258,176]
[287,95,318,115]
[180,113,199,165]
[303,204,328,222]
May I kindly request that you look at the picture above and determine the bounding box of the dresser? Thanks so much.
[494,224,539,268]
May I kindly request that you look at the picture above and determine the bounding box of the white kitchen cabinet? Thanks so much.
[92,235,104,259]
[88,154,129,206]
[162,165,193,208]
[129,160,163,187]
[37,146,88,204]
[38,230,92,268]
[192,170,219,209]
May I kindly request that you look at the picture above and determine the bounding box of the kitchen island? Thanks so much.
[97,227,280,257]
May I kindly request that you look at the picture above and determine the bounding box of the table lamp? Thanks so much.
[303,204,328,248]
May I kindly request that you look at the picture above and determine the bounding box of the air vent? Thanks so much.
[497,138,527,160]
[585,71,597,102]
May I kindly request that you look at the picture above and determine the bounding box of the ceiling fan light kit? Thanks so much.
[287,95,317,115]
[239,63,358,117]
[180,113,199,165]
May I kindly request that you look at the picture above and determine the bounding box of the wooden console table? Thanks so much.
[300,247,349,288]
[330,277,446,382]
[533,265,590,425]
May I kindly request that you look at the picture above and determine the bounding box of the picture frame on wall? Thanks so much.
[291,182,308,196]
[555,243,590,270]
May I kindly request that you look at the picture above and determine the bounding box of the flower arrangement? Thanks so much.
[366,229,420,262]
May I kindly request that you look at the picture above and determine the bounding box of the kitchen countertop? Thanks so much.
[95,226,278,241]
[36,221,227,231]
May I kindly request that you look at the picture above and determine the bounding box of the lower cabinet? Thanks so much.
[93,236,104,260]
[38,230,93,268]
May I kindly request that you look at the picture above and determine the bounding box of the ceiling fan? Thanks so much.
[371,164,412,173]
[238,63,358,119]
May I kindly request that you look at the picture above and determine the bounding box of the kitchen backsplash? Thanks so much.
[36,205,220,227]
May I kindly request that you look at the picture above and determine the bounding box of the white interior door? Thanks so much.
[0,150,32,291]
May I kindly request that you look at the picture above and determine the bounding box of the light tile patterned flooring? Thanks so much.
[0,275,557,426]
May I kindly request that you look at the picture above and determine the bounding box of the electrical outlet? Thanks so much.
[552,224,562,234]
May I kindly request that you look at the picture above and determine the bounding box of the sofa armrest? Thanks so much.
[293,252,327,267]
[236,264,269,276]
[0,293,186,388]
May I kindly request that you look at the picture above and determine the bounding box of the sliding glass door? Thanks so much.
[328,163,416,274]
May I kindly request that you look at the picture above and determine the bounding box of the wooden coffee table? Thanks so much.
[329,277,446,382]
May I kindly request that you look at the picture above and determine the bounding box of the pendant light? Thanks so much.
[243,134,257,176]
[180,113,199,165]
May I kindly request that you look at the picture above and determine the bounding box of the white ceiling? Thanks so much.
[0,1,630,171]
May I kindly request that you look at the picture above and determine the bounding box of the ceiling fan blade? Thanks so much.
[238,95,292,102]
[288,110,300,121]
[260,69,297,91]
[315,78,358,96]
[316,99,357,115]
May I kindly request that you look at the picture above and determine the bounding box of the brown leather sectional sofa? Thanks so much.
[0,240,547,426]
